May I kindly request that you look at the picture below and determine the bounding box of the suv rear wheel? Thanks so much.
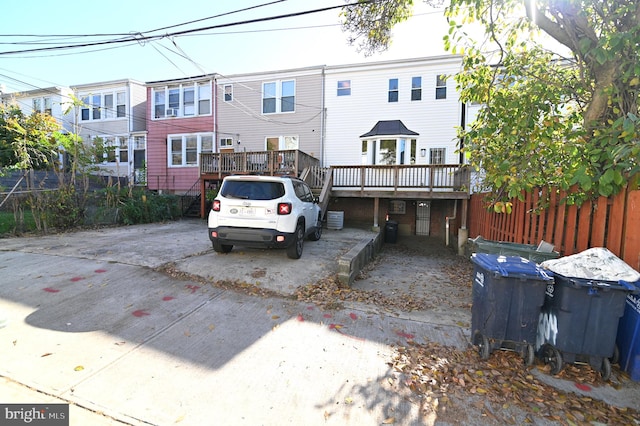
[213,241,233,254]
[286,223,304,259]
[308,214,322,241]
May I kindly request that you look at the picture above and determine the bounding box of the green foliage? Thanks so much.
[96,187,181,225]
[343,0,640,207]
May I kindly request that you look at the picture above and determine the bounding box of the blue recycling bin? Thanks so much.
[471,253,553,365]
[617,293,640,381]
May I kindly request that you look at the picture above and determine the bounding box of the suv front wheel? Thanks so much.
[286,223,304,259]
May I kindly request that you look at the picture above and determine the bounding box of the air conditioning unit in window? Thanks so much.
[165,108,179,117]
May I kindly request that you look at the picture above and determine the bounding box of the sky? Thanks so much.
[0,0,452,94]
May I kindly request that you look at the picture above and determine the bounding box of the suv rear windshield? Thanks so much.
[221,181,286,200]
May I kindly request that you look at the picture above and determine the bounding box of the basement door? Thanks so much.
[416,201,431,236]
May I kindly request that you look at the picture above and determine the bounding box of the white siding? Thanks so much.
[323,56,463,167]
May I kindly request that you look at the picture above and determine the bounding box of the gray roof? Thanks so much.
[360,120,419,138]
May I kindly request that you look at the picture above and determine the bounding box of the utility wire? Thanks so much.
[0,1,375,56]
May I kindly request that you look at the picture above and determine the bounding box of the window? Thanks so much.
[362,139,416,165]
[94,136,129,163]
[79,90,126,121]
[119,137,129,163]
[224,85,233,102]
[220,138,233,148]
[337,80,351,96]
[152,81,211,118]
[43,97,52,115]
[104,94,114,119]
[167,133,215,167]
[262,82,276,114]
[281,80,295,112]
[183,87,195,116]
[411,77,422,101]
[436,75,447,100]
[262,80,295,114]
[198,82,211,115]
[388,78,398,102]
[430,148,446,164]
[31,97,52,114]
[116,92,126,117]
[265,135,299,150]
[32,98,41,112]
[92,95,101,120]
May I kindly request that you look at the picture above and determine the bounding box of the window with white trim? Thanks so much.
[411,77,422,101]
[32,97,52,115]
[262,80,295,114]
[220,138,233,148]
[436,75,447,100]
[337,80,351,96]
[167,133,215,167]
[430,148,446,164]
[388,78,398,102]
[361,139,416,165]
[224,85,233,102]
[265,135,299,150]
[152,81,212,119]
[79,90,126,121]
[93,136,128,164]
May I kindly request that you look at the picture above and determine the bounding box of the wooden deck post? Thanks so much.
[373,197,380,231]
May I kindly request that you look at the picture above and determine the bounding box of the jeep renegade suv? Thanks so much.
[207,175,322,259]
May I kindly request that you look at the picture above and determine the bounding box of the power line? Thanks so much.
[0,1,375,57]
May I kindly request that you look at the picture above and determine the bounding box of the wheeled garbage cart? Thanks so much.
[616,293,640,381]
[471,253,553,365]
[538,248,640,381]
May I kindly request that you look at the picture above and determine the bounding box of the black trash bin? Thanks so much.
[471,253,553,365]
[537,248,640,380]
[384,220,398,243]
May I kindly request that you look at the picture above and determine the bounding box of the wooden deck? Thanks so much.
[196,152,469,217]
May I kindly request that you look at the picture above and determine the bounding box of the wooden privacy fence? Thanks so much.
[468,185,640,271]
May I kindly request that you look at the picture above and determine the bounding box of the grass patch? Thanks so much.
[0,210,38,236]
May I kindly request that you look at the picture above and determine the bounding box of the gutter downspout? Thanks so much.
[320,66,326,167]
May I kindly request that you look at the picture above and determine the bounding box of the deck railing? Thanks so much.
[200,149,319,178]
[331,164,470,192]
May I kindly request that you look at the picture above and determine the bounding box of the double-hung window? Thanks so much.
[436,75,447,99]
[411,77,422,101]
[388,78,399,102]
[152,81,212,118]
[262,80,295,114]
[337,80,351,96]
[224,85,233,102]
[80,90,126,121]
[168,133,215,167]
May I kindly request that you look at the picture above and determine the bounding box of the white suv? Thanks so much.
[207,175,323,259]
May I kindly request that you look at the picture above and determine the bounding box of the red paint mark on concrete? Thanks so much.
[43,287,60,293]
[70,277,84,282]
[296,314,304,322]
[94,269,107,273]
[185,285,200,294]
[132,309,150,317]
[575,383,591,392]
[306,306,314,310]
[328,323,343,330]
[349,313,358,320]
[323,313,332,318]
[395,330,415,340]
[162,296,175,301]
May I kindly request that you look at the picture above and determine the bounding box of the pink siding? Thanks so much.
[146,87,215,192]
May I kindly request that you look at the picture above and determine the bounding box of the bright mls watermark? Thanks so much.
[1,404,68,425]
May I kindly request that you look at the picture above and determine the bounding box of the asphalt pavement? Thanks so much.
[0,219,639,425]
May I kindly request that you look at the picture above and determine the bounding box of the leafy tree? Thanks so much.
[342,0,640,205]
[0,103,61,171]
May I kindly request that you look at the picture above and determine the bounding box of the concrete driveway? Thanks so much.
[0,220,467,425]
[1,219,638,425]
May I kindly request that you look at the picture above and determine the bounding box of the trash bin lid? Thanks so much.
[471,253,553,281]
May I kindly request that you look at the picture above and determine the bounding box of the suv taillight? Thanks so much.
[277,202,292,215]
[212,200,221,212]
